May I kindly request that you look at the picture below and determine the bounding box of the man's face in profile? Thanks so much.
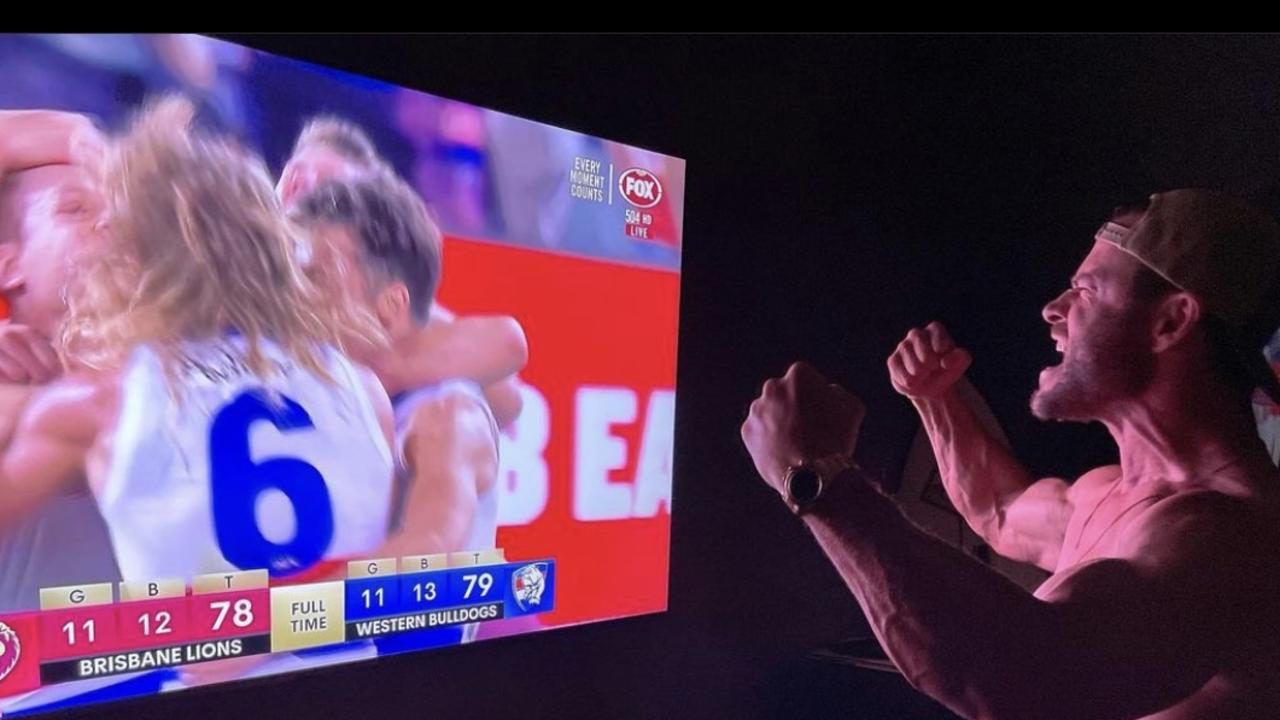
[0,164,103,337]
[1032,239,1160,422]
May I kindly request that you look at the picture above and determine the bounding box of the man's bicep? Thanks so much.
[992,476,1073,570]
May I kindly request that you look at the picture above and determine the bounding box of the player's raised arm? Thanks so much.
[0,375,112,528]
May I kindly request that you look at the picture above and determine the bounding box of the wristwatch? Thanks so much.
[782,454,855,515]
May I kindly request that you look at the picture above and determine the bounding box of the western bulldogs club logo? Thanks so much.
[512,563,548,612]
[0,621,21,683]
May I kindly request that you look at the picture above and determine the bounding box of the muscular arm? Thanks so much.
[391,308,528,389]
[805,477,1251,720]
[913,379,1074,570]
[0,110,100,174]
[0,376,107,529]
[430,313,527,386]
[377,306,527,429]
[892,324,1072,570]
[379,389,498,558]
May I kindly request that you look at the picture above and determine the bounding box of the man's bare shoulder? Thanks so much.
[405,386,494,447]
[1067,464,1123,503]
[1120,488,1276,573]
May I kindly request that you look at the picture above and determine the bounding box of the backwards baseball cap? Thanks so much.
[1095,189,1280,404]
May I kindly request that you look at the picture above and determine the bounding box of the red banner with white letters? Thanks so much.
[438,235,678,627]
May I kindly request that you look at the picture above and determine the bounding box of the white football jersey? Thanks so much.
[96,337,393,583]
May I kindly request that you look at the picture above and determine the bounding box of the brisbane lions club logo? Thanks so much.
[512,563,549,612]
[0,621,21,683]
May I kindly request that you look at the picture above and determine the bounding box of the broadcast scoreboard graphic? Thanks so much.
[0,551,555,697]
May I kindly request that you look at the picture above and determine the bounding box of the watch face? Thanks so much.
[788,468,822,504]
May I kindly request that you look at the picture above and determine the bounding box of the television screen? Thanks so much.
[0,33,682,716]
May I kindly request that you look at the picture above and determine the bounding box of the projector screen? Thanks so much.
[0,33,681,716]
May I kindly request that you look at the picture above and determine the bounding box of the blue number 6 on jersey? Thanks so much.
[210,390,334,576]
